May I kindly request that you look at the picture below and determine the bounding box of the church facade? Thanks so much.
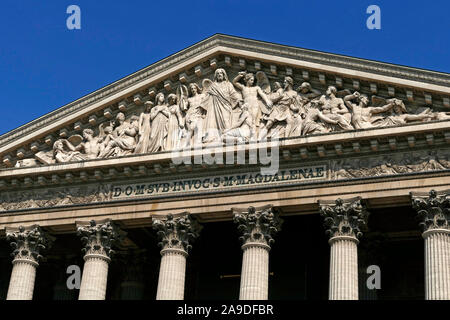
[0,34,449,300]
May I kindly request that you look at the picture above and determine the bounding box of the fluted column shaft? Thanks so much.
[153,213,201,301]
[411,189,450,300]
[6,259,38,300]
[5,225,52,300]
[328,236,359,300]
[76,219,123,300]
[156,248,188,300]
[319,197,369,301]
[423,229,450,300]
[233,205,282,301]
[78,254,110,300]
[239,242,270,300]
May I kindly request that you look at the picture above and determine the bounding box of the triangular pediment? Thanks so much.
[1,34,450,170]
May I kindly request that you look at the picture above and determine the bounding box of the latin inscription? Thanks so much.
[112,165,326,199]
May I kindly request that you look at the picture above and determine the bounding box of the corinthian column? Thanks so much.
[6,225,53,300]
[76,219,123,300]
[232,205,282,300]
[319,197,369,300]
[411,189,450,300]
[153,213,201,300]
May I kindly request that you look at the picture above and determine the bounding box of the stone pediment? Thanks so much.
[1,34,450,179]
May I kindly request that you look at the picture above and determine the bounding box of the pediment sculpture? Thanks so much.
[15,68,450,168]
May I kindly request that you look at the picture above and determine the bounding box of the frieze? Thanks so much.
[1,149,449,212]
[111,165,326,200]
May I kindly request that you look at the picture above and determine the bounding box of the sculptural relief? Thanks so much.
[202,68,240,143]
[183,83,206,147]
[148,92,170,153]
[10,66,450,167]
[99,113,139,158]
[232,71,272,132]
[331,149,450,180]
[165,94,185,150]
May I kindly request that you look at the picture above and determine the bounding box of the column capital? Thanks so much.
[5,225,54,266]
[411,189,450,234]
[76,219,124,261]
[152,212,202,254]
[319,197,369,241]
[232,204,282,249]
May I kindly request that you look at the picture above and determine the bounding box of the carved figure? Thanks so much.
[183,83,206,147]
[221,101,255,143]
[317,86,353,131]
[202,68,240,143]
[344,92,398,129]
[166,94,185,150]
[135,101,153,154]
[99,113,138,157]
[147,93,170,153]
[232,71,272,130]
[259,76,299,140]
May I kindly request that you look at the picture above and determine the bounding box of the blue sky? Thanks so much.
[0,0,448,135]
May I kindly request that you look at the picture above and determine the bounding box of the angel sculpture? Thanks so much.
[232,71,273,131]
[179,83,206,147]
[369,97,433,127]
[344,92,401,129]
[165,93,185,150]
[135,101,153,154]
[317,86,354,131]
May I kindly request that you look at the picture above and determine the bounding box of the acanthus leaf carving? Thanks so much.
[152,213,202,253]
[411,189,450,232]
[319,197,369,240]
[6,225,54,265]
[232,205,282,247]
[76,219,124,259]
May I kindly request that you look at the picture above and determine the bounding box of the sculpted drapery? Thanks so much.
[202,68,240,143]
